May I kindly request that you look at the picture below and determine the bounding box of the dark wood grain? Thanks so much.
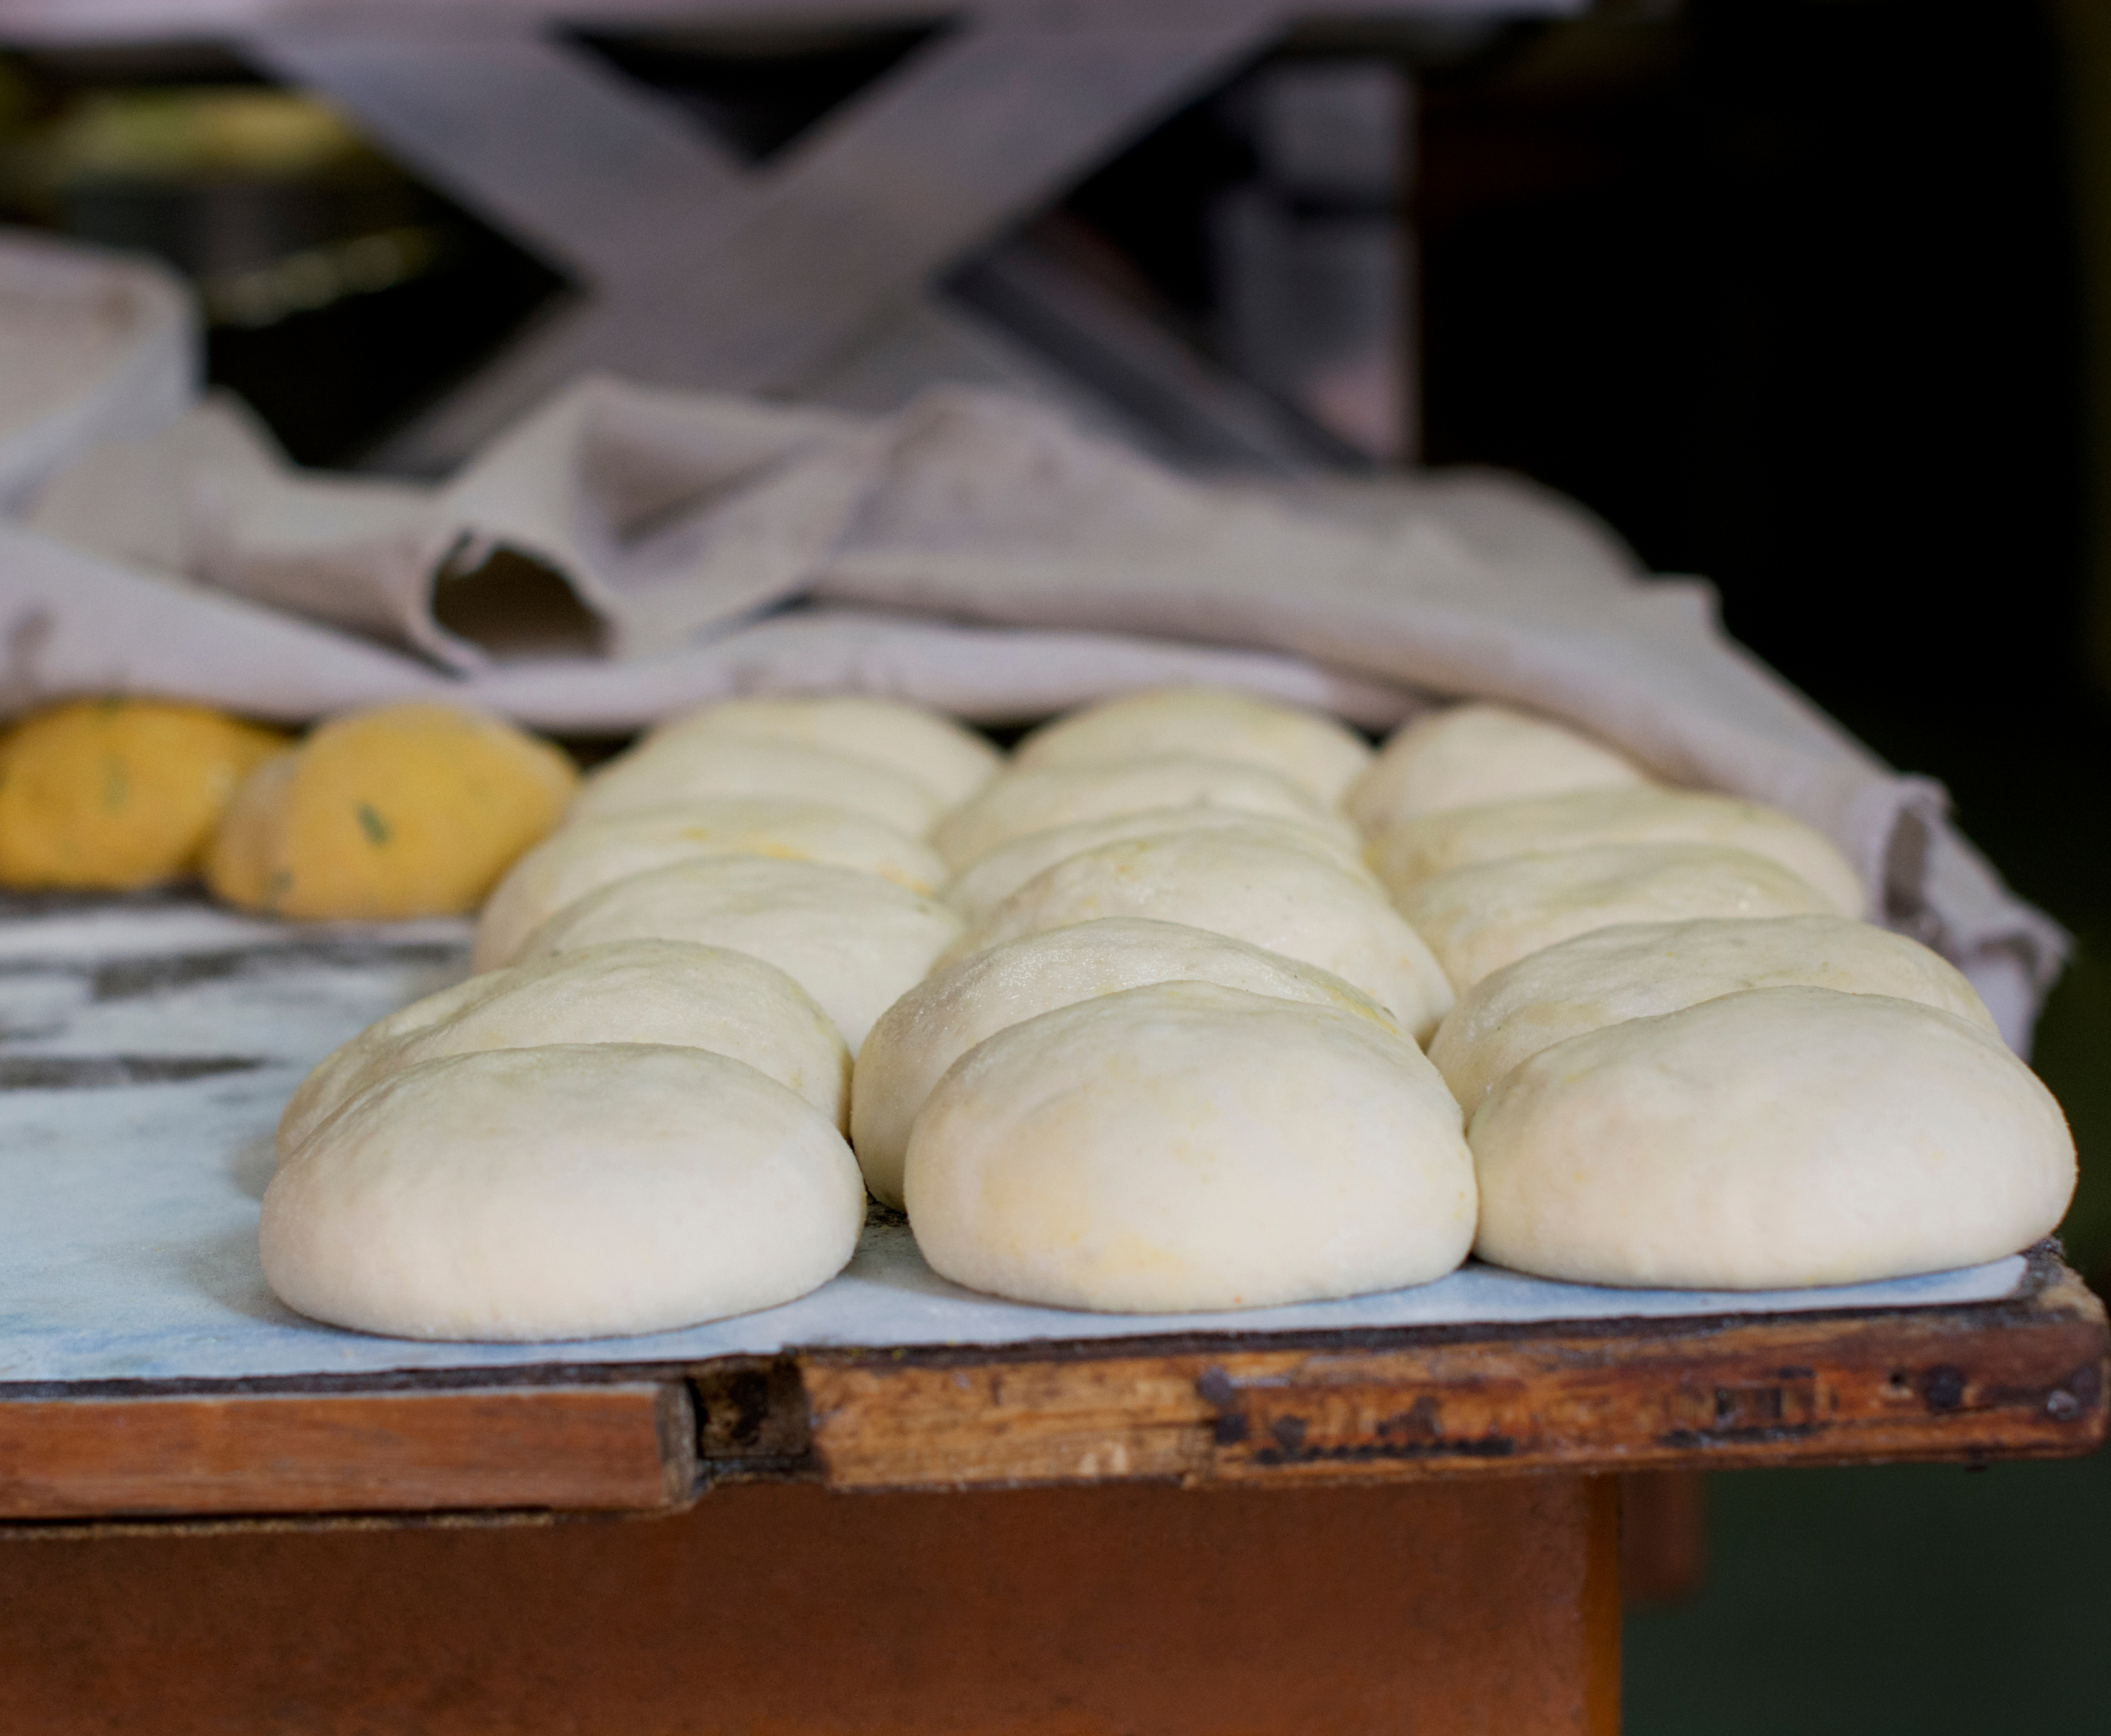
[794,1257,2107,1493]
[0,1382,695,1519]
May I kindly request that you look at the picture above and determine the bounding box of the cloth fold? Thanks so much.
[0,365,2068,1049]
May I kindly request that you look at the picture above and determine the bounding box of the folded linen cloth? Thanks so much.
[0,366,2067,1048]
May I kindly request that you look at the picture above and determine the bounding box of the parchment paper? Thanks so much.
[0,895,2025,1389]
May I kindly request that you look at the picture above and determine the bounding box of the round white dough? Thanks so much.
[1014,686,1372,803]
[569,737,948,837]
[1348,702,1650,833]
[955,831,1455,1039]
[472,798,946,970]
[1470,986,2076,1289]
[941,808,1373,927]
[645,696,1002,807]
[906,983,1476,1312]
[1428,915,1997,1112]
[1371,785,1866,918]
[279,939,852,1157]
[1393,842,1838,992]
[853,917,1401,1207]
[514,854,964,1054]
[261,1044,867,1341]
[932,755,1359,871]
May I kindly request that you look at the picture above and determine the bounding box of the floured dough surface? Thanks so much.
[1429,916,1997,1111]
[957,831,1455,1039]
[569,737,948,837]
[906,984,1476,1313]
[1470,987,2075,1289]
[1372,785,1866,918]
[261,1044,867,1341]
[1393,842,1839,992]
[1014,686,1372,803]
[645,696,1002,806]
[472,798,945,969]
[852,917,1401,1206]
[279,939,852,1156]
[932,755,1358,870]
[942,808,1372,926]
[1349,702,1650,833]
[515,854,963,1054]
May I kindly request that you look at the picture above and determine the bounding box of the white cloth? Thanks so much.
[0,365,2067,1049]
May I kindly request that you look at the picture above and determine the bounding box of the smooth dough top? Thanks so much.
[1370,785,1867,918]
[279,939,852,1158]
[1348,702,1650,834]
[260,1044,867,1341]
[644,696,1002,807]
[569,737,948,837]
[1469,986,2075,1290]
[931,755,1359,871]
[905,983,1476,1313]
[1427,915,1996,1111]
[941,808,1372,927]
[471,798,945,970]
[956,831,1455,1040]
[1393,842,1838,993]
[851,917,1401,1208]
[1013,686,1372,804]
[514,854,963,1054]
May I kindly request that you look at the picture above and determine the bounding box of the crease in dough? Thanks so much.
[1370,785,1866,918]
[952,829,1455,1040]
[514,854,963,1054]
[853,917,1401,1207]
[279,938,852,1157]
[1427,914,1997,1112]
[472,797,945,970]
[1393,842,1838,993]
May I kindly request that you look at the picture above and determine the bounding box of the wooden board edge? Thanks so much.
[792,1262,2108,1492]
[0,1380,698,1522]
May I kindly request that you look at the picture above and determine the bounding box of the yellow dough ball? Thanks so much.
[0,697,286,891]
[205,703,576,920]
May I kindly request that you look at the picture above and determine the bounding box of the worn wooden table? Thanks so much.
[1,1241,2101,1734]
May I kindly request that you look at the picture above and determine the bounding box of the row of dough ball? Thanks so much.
[262,697,1005,1340]
[870,691,1479,1311]
[878,692,2074,1306]
[1362,704,2074,1291]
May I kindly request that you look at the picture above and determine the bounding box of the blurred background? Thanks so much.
[1,2,2105,1727]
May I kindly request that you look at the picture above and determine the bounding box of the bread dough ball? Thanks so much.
[1349,702,1649,834]
[932,755,1358,871]
[514,854,963,1054]
[853,917,1401,1207]
[1014,686,1371,804]
[261,1044,867,1340]
[1371,785,1866,918]
[207,703,576,921]
[942,808,1372,927]
[1395,843,1838,992]
[1470,986,2076,1289]
[1429,916,1998,1113]
[0,697,285,891]
[906,983,1475,1312]
[279,939,851,1157]
[646,696,1001,806]
[472,798,945,970]
[570,736,947,837]
[955,831,1454,1039]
